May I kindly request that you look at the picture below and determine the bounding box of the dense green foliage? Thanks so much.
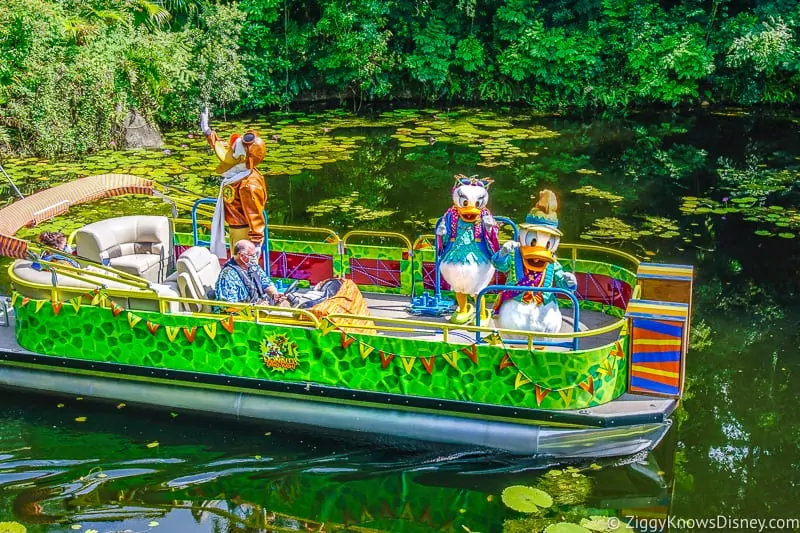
[1,0,799,155]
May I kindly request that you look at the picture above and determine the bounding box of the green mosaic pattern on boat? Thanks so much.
[14,298,628,411]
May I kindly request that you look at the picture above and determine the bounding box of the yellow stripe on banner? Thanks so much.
[627,303,688,318]
[633,339,682,346]
[631,365,680,379]
[638,264,693,278]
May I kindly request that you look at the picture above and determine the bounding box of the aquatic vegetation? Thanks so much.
[680,196,799,239]
[501,485,553,513]
[499,466,628,533]
[717,155,800,199]
[570,186,623,204]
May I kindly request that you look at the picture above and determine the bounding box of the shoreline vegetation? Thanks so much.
[0,0,799,157]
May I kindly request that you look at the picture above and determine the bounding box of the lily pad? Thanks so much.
[501,485,552,513]
[0,522,27,533]
[778,232,795,239]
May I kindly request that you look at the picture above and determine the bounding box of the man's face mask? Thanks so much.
[245,252,259,267]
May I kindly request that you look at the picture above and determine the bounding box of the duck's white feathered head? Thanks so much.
[451,174,493,223]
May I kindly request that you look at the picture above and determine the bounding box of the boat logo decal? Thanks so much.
[260,333,300,373]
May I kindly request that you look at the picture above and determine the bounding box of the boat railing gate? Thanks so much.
[475,285,581,350]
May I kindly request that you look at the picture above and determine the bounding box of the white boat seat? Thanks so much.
[176,246,221,313]
[76,215,172,283]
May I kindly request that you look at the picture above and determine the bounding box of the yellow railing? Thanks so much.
[342,230,413,253]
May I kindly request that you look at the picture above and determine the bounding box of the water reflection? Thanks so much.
[0,393,675,532]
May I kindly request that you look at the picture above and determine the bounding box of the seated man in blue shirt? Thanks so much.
[215,239,285,310]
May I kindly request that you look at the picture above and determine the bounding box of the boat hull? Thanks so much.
[0,360,670,458]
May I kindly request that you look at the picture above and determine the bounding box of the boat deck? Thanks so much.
[362,292,622,351]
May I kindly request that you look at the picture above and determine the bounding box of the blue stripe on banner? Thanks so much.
[631,375,679,395]
[632,319,682,338]
[632,350,681,363]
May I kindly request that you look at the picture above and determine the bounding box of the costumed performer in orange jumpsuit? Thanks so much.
[200,107,268,259]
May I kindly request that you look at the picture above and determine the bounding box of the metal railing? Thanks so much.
[475,285,581,350]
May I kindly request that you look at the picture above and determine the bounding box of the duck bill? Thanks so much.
[457,206,481,223]
[520,246,554,272]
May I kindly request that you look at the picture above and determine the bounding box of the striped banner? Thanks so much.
[629,318,682,396]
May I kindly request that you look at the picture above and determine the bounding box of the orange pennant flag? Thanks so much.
[21,297,30,307]
[110,301,124,317]
[183,326,197,343]
[51,301,63,316]
[578,376,594,396]
[461,344,478,365]
[535,384,550,406]
[341,332,356,349]
[420,356,435,375]
[380,351,395,369]
[498,353,515,370]
[220,315,234,334]
[146,321,160,336]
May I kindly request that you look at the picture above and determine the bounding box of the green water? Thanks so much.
[1,109,799,532]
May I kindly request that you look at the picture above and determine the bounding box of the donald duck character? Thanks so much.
[492,190,577,333]
[436,174,501,324]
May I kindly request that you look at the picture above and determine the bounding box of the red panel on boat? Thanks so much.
[270,252,334,284]
[349,258,401,288]
[569,272,632,310]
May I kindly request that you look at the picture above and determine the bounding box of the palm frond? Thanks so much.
[136,0,172,28]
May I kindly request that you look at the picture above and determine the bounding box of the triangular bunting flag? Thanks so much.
[579,376,595,396]
[238,307,251,319]
[220,315,234,334]
[165,326,180,342]
[183,326,197,343]
[359,343,374,359]
[127,312,142,329]
[598,358,614,376]
[419,506,433,526]
[319,318,336,336]
[340,332,356,349]
[400,502,414,521]
[499,353,515,370]
[461,344,478,365]
[91,290,104,305]
[10,292,19,307]
[21,297,30,307]
[51,300,62,316]
[35,299,47,313]
[557,387,574,405]
[110,301,124,317]
[535,384,550,406]
[379,351,395,369]
[203,322,217,340]
[420,356,435,374]
[400,356,416,374]
[146,321,160,336]
[441,350,460,370]
[70,297,81,313]
[360,507,374,523]
[611,340,624,357]
[514,372,531,390]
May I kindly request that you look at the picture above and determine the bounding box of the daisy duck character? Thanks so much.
[492,190,577,333]
[435,174,501,324]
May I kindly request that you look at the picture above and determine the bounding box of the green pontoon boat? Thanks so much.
[0,174,693,459]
